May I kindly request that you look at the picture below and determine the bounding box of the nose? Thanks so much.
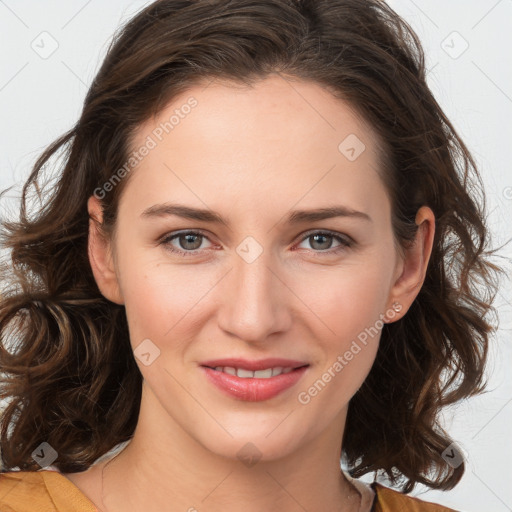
[216,246,292,344]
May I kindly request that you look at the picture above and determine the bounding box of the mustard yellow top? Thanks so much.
[0,470,459,511]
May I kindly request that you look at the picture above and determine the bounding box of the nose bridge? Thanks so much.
[217,236,290,341]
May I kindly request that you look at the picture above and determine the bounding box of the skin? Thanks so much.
[63,74,435,512]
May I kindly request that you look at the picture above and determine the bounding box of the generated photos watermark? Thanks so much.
[93,96,198,200]
[297,302,402,405]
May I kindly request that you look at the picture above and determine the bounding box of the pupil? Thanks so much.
[182,234,201,250]
[312,234,331,250]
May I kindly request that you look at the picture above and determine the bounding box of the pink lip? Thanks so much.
[200,360,309,402]
[200,358,308,371]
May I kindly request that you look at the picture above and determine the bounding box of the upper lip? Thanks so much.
[200,358,309,371]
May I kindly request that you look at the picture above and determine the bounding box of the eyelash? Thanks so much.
[159,229,353,258]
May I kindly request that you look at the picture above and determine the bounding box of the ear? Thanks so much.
[385,206,435,322]
[87,195,124,305]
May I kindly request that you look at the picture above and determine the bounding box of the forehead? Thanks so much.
[150,75,376,146]
[123,74,389,224]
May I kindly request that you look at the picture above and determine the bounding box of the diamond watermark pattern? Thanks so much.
[134,338,161,366]
[338,134,366,161]
[237,442,262,468]
[441,31,469,59]
[441,442,465,468]
[30,31,59,59]
[31,442,58,468]
[236,236,264,264]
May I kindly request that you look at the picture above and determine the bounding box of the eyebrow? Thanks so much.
[140,203,372,225]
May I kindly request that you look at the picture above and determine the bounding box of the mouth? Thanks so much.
[199,358,310,401]
[202,365,307,378]
[200,357,309,372]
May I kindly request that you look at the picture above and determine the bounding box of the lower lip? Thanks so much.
[201,366,309,402]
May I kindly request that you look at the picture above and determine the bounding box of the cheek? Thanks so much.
[294,268,386,415]
[291,260,390,395]
[294,260,392,337]
[119,256,216,350]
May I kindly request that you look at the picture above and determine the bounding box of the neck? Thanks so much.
[97,383,360,512]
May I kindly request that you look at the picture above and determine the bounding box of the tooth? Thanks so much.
[213,366,296,378]
[254,368,273,378]
[236,368,255,378]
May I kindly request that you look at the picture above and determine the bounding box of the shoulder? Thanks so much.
[372,482,460,512]
[0,470,97,512]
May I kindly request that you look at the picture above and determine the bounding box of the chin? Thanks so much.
[193,423,308,464]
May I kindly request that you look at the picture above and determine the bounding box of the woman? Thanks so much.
[0,1,502,511]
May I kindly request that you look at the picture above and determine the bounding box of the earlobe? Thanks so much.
[87,195,124,305]
[386,206,435,322]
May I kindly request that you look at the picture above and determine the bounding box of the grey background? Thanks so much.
[1,1,511,510]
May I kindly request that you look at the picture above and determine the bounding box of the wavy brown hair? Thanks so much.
[0,0,503,493]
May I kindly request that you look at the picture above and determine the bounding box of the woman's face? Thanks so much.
[90,75,411,462]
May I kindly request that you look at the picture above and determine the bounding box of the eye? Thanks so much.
[159,229,353,257]
[295,230,353,255]
[160,230,214,256]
